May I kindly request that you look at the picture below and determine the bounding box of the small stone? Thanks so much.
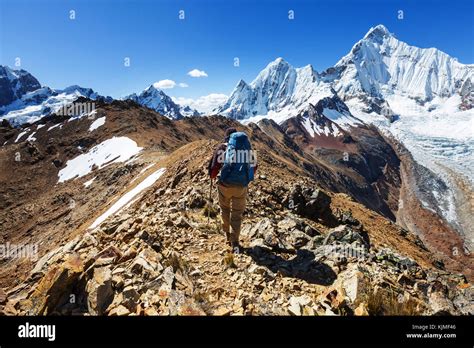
[302,306,315,316]
[122,286,140,311]
[214,307,232,316]
[175,217,190,228]
[109,305,130,316]
[397,273,415,287]
[288,297,302,316]
[86,267,114,315]
[112,267,126,275]
[354,303,369,316]
[0,288,7,305]
[277,218,298,231]
[144,306,159,316]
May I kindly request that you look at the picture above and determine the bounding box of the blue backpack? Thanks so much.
[220,132,255,186]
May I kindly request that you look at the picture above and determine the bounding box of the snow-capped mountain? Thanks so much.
[215,58,335,121]
[323,24,474,116]
[124,84,200,119]
[215,24,474,238]
[0,66,41,107]
[217,25,473,121]
[283,99,349,139]
[179,105,201,117]
[0,65,110,126]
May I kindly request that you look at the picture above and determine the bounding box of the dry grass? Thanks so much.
[366,288,419,316]
[202,203,218,219]
[223,252,237,269]
[165,251,190,273]
[192,291,213,315]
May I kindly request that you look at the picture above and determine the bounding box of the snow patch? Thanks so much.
[47,124,61,131]
[83,177,96,187]
[88,116,106,132]
[14,130,28,143]
[26,132,37,142]
[89,168,166,229]
[302,117,315,137]
[58,137,142,183]
[322,108,361,128]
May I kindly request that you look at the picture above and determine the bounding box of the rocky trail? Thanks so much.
[1,140,472,316]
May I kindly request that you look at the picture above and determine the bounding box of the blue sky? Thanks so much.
[1,0,473,100]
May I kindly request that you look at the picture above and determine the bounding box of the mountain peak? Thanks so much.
[363,24,392,40]
[148,83,166,93]
[0,65,42,107]
[235,79,249,88]
[268,57,290,68]
[124,84,183,119]
[252,57,294,88]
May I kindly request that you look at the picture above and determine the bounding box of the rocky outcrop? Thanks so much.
[1,140,471,316]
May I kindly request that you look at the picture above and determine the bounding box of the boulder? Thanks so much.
[277,217,298,231]
[28,253,84,315]
[159,266,175,293]
[337,266,368,308]
[288,295,312,316]
[376,248,418,270]
[278,216,320,237]
[337,210,361,228]
[86,266,114,315]
[94,245,123,263]
[242,218,273,239]
[288,230,310,249]
[108,304,131,316]
[286,185,331,220]
[188,189,206,208]
[121,285,140,311]
[323,225,369,250]
[130,249,163,277]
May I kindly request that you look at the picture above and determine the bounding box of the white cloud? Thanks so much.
[178,82,189,88]
[187,69,208,78]
[172,93,228,114]
[153,79,176,89]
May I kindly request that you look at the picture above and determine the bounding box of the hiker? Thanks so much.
[208,127,257,252]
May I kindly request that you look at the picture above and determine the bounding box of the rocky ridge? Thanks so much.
[2,140,472,316]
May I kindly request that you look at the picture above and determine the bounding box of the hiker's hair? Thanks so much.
[224,127,237,142]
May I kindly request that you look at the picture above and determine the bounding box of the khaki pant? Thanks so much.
[217,183,248,244]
